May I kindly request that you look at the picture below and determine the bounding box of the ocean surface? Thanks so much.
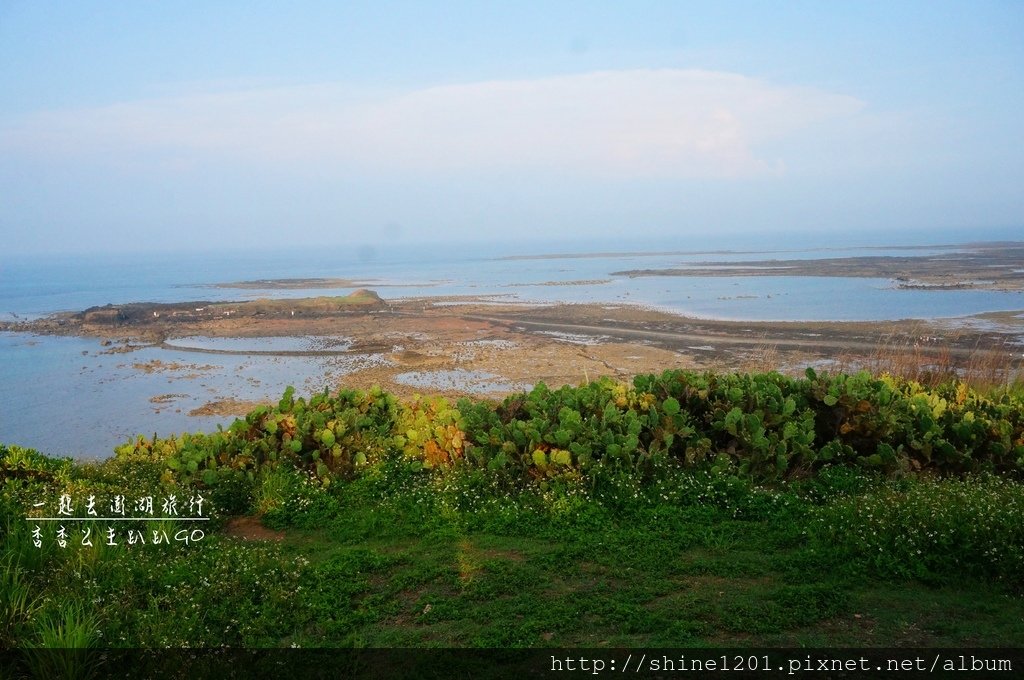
[3,229,1023,459]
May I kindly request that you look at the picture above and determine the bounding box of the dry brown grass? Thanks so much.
[730,327,1023,393]
[832,333,1023,391]
[740,340,781,374]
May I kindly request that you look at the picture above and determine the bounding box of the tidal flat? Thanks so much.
[2,287,1022,458]
[3,242,1024,458]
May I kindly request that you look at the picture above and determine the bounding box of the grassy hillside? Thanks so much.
[2,370,1023,663]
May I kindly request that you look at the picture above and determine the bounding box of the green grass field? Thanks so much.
[4,454,1022,650]
[3,370,1023,654]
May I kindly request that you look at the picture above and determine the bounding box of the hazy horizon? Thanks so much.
[2,2,1022,256]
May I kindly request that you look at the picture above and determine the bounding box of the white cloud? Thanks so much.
[0,69,864,179]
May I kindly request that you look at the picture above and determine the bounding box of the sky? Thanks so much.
[1,1,1022,255]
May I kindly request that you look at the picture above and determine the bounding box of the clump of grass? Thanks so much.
[21,601,102,679]
[28,601,100,647]
[256,466,340,529]
[740,340,781,375]
[1,552,40,646]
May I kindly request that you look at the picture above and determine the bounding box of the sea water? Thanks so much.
[3,229,1022,458]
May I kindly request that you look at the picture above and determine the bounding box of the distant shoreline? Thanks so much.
[494,241,992,262]
[211,277,440,289]
[606,242,1024,292]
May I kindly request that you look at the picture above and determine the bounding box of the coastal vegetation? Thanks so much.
[2,369,1023,658]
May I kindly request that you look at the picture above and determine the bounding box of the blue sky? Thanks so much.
[1,1,1022,254]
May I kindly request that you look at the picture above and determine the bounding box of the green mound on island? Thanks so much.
[245,288,385,311]
[66,289,389,328]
